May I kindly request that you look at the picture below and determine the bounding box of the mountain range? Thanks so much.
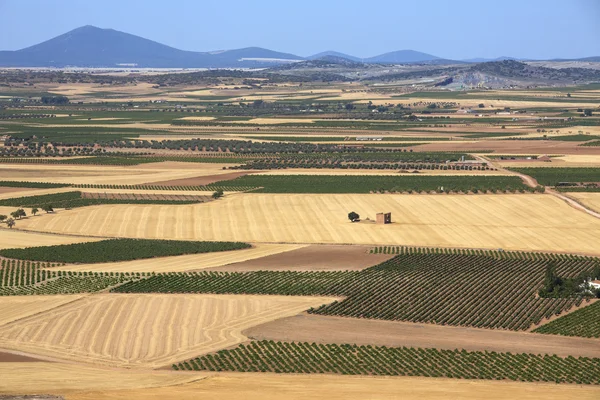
[0,26,597,68]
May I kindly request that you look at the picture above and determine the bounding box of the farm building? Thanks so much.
[376,212,392,224]
[356,136,383,141]
[590,280,600,290]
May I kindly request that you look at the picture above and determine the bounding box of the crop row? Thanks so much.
[0,191,205,209]
[113,251,596,331]
[174,340,600,384]
[0,239,251,264]
[370,246,597,262]
[509,167,600,186]
[232,160,491,171]
[209,175,530,194]
[72,184,257,192]
[533,301,600,338]
[0,181,69,189]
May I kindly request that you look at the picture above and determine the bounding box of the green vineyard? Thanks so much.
[0,239,251,264]
[113,250,597,330]
[174,340,600,384]
[533,301,600,338]
[210,174,530,194]
[0,259,143,295]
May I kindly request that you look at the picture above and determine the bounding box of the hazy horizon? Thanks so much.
[0,0,599,60]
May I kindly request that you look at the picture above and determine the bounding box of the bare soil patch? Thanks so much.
[149,171,249,187]
[208,245,393,272]
[244,314,600,358]
[0,351,44,363]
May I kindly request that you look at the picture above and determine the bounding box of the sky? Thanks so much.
[0,0,599,60]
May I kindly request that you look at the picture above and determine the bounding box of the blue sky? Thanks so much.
[0,0,598,59]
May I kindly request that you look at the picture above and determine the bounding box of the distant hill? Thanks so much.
[0,26,303,68]
[365,50,442,64]
[1,26,598,68]
[307,51,363,62]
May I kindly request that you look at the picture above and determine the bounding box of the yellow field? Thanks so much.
[51,243,306,273]
[0,293,336,368]
[14,193,600,254]
[62,373,600,400]
[0,362,199,394]
[0,295,83,326]
[567,193,600,214]
[0,161,238,185]
[0,228,100,249]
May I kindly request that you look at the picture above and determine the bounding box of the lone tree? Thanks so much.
[0,215,6,223]
[348,211,360,222]
[41,205,54,213]
[583,109,593,117]
[212,189,224,199]
[31,208,39,216]
[6,218,15,229]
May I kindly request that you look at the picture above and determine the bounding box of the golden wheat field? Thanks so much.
[15,193,600,254]
[567,193,600,214]
[0,295,83,326]
[0,162,238,185]
[62,373,600,400]
[0,362,200,394]
[0,294,336,368]
[51,243,306,273]
[0,228,100,249]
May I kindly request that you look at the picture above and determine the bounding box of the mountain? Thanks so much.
[0,25,304,68]
[364,50,442,64]
[307,51,363,62]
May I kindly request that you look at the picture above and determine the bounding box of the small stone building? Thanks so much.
[376,212,392,224]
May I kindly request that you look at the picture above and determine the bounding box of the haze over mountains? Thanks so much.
[0,26,597,68]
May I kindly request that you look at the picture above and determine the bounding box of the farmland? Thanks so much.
[13,194,600,254]
[2,64,600,399]
[176,340,600,384]
[0,238,251,263]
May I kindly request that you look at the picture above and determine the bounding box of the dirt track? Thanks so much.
[244,314,600,358]
[208,245,393,271]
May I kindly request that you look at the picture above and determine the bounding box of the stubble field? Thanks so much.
[15,193,600,254]
[0,293,337,368]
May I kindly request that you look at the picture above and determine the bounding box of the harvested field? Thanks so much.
[61,374,600,400]
[15,193,600,255]
[149,171,250,186]
[0,293,336,368]
[0,229,100,250]
[51,244,305,273]
[0,362,199,394]
[211,245,393,272]
[0,162,239,185]
[567,192,600,214]
[0,187,37,195]
[0,295,83,327]
[245,314,600,358]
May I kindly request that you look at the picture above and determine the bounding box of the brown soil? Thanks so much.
[415,140,600,155]
[0,351,45,362]
[149,171,249,186]
[206,245,394,272]
[244,314,600,358]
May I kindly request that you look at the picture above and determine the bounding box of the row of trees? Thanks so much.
[0,206,54,228]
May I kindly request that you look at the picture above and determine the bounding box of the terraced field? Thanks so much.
[15,193,600,254]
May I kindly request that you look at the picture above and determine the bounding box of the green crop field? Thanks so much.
[174,340,600,384]
[533,301,600,338]
[210,174,530,193]
[509,167,600,186]
[112,248,596,331]
[0,239,250,264]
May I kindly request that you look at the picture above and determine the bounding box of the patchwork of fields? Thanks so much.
[2,77,600,399]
